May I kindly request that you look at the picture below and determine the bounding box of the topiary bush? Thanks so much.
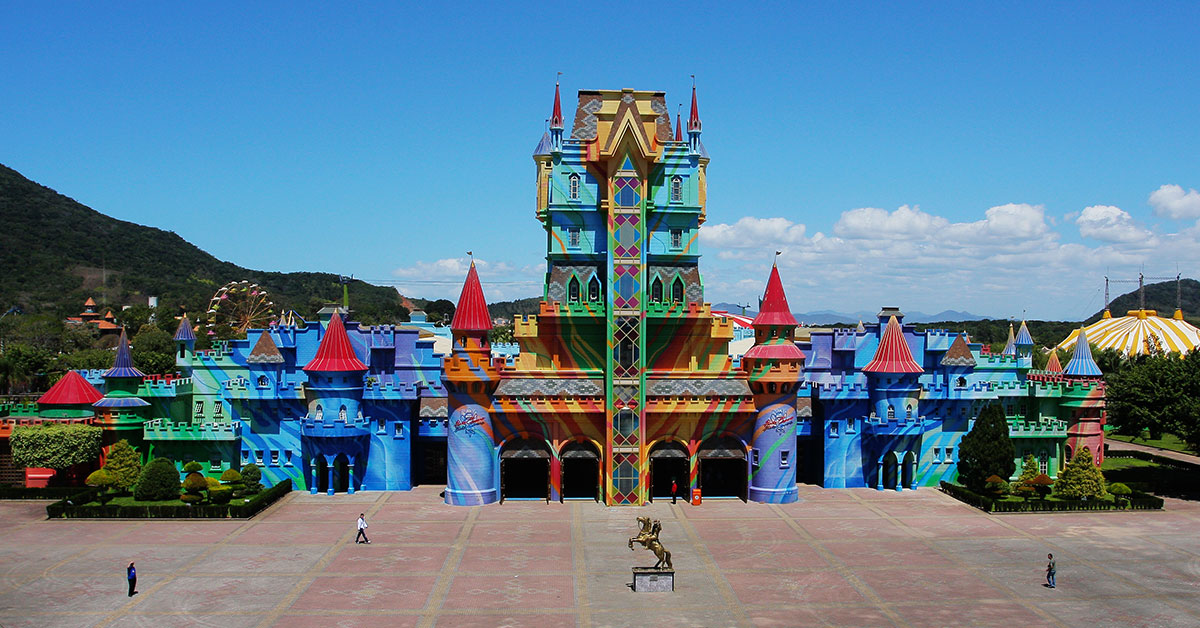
[220,468,242,484]
[134,458,180,501]
[205,476,220,490]
[1108,482,1133,506]
[1057,447,1108,499]
[180,493,203,504]
[182,471,208,502]
[208,486,233,504]
[102,440,142,493]
[983,475,1010,497]
[85,469,116,504]
[241,464,263,494]
[183,461,203,473]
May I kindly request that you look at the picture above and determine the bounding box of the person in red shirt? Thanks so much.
[671,478,678,504]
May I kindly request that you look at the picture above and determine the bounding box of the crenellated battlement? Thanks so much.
[514,314,538,338]
[1007,418,1067,436]
[143,418,240,441]
[442,354,501,382]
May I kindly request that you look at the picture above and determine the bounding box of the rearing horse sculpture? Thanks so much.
[628,516,673,569]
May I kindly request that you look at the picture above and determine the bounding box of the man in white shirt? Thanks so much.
[355,513,370,544]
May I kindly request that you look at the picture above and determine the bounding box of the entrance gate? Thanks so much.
[697,435,747,501]
[649,440,689,502]
[500,438,551,502]
[560,441,601,501]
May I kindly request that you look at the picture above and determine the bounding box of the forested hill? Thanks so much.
[1089,278,1200,324]
[0,164,409,323]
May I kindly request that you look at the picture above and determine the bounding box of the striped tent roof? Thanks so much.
[1001,323,1016,356]
[1055,309,1200,357]
[1063,327,1103,377]
[1044,350,1063,373]
[1014,321,1034,346]
[864,316,923,373]
[173,315,196,341]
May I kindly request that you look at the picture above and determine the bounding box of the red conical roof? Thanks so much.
[864,316,923,373]
[1045,350,1063,373]
[38,370,103,405]
[303,313,367,372]
[674,105,683,142]
[550,82,564,129]
[688,84,701,131]
[753,265,798,327]
[451,262,493,332]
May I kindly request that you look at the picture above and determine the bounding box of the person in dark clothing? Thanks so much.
[126,562,137,597]
[1045,553,1056,588]
[671,478,679,504]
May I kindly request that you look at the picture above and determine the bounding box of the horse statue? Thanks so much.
[628,516,673,569]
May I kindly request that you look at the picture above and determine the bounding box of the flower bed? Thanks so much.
[45,479,291,519]
[939,481,1163,513]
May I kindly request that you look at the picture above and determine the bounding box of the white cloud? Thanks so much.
[1149,184,1200,219]
[390,256,542,302]
[834,205,947,240]
[699,216,808,249]
[1076,205,1154,244]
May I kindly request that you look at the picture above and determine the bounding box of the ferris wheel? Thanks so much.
[205,281,276,337]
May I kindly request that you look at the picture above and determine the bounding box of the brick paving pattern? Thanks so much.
[1,486,1198,627]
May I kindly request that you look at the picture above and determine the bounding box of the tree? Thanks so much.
[131,324,175,374]
[1012,454,1040,500]
[181,471,208,504]
[134,457,181,501]
[85,468,117,504]
[1055,447,1108,499]
[488,324,514,344]
[241,463,263,494]
[183,460,203,473]
[424,299,455,325]
[10,423,102,469]
[103,440,142,492]
[956,403,1016,492]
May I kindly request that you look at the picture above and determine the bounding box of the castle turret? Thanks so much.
[863,315,923,490]
[687,83,703,156]
[940,333,976,389]
[301,312,370,494]
[743,264,805,504]
[92,328,150,455]
[1001,323,1017,356]
[1062,326,1105,466]
[549,80,564,154]
[1014,320,1035,370]
[173,315,196,374]
[443,261,501,505]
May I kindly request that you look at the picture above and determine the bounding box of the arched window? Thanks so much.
[339,405,347,421]
[651,278,664,303]
[588,276,601,301]
[670,175,683,202]
[906,405,913,418]
[315,405,323,421]
[672,277,684,303]
[887,405,895,419]
[955,376,966,388]
[257,375,269,388]
[568,276,581,302]
[568,173,580,200]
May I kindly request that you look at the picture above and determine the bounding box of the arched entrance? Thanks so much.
[314,457,328,494]
[334,453,351,494]
[649,440,689,502]
[500,438,551,502]
[416,438,447,486]
[880,452,898,490]
[902,451,916,489]
[697,435,747,501]
[560,441,601,501]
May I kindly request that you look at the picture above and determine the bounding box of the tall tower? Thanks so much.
[1062,326,1105,466]
[92,328,151,455]
[301,312,370,495]
[743,264,805,503]
[444,261,501,505]
[173,315,196,375]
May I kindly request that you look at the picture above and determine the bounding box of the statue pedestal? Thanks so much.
[632,567,675,592]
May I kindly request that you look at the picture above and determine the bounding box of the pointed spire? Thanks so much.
[1045,350,1063,373]
[451,261,493,332]
[1001,323,1016,356]
[674,104,683,142]
[103,328,146,378]
[549,79,564,130]
[863,316,923,373]
[1063,327,1102,377]
[38,370,104,406]
[173,314,196,342]
[941,333,977,367]
[856,320,866,332]
[247,330,285,364]
[1014,320,1034,347]
[687,81,702,132]
[84,297,96,307]
[303,313,367,372]
[752,265,798,327]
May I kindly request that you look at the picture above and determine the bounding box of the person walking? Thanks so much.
[126,562,137,597]
[671,478,679,504]
[1045,553,1056,588]
[355,513,370,544]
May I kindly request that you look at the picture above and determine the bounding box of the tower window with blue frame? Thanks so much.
[670,229,683,249]
[588,276,601,302]
[567,227,581,249]
[568,173,580,200]
[670,175,683,203]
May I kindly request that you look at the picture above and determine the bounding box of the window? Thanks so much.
[315,405,323,420]
[944,447,953,463]
[933,447,941,463]
[670,229,683,249]
[257,375,269,388]
[339,406,347,421]
[255,451,264,466]
[847,418,855,432]
[780,450,791,468]
[283,450,292,466]
[271,450,280,466]
[568,277,581,302]
[210,457,221,472]
[242,450,250,463]
[956,376,966,387]
[377,417,385,433]
[887,406,895,419]
[195,401,205,416]
[830,422,839,437]
[672,277,684,303]
[1039,450,1049,474]
[568,173,580,200]
[670,175,683,202]
[213,402,223,418]
[651,278,664,303]
[751,448,760,467]
[615,409,638,438]
[588,276,601,302]
[906,405,913,419]
[567,227,581,248]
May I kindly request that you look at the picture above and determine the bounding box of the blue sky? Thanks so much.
[3,2,1199,320]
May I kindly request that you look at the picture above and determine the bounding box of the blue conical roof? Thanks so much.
[1064,327,1102,377]
[103,328,146,379]
[533,132,553,157]
[1001,323,1016,356]
[173,315,196,341]
[1014,320,1034,346]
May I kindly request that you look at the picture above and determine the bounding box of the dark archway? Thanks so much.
[561,441,601,501]
[315,457,328,494]
[649,440,689,502]
[416,438,447,486]
[697,435,747,500]
[500,438,551,502]
[881,452,898,490]
[334,453,350,494]
[902,451,916,489]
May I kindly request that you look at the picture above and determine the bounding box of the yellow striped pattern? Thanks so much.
[1055,309,1200,356]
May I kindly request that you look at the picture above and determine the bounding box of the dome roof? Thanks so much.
[1055,309,1200,357]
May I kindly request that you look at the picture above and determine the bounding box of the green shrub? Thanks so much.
[957,404,1015,492]
[208,486,233,504]
[182,471,208,496]
[983,475,1010,497]
[180,493,203,504]
[205,476,220,490]
[1108,482,1132,496]
[102,440,142,492]
[134,458,180,501]
[1056,447,1108,499]
[85,469,116,504]
[183,461,203,473]
[11,423,103,469]
[241,464,263,493]
[219,468,242,484]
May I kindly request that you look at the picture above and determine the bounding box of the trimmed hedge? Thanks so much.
[939,481,1163,513]
[46,479,292,519]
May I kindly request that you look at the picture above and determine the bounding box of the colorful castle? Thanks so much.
[0,84,1106,503]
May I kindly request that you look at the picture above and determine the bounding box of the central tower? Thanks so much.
[533,85,709,504]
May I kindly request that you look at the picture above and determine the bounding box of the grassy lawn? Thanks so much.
[1101,457,1161,472]
[83,495,188,507]
[1107,432,1197,455]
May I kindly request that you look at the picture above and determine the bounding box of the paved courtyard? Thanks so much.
[1,486,1199,628]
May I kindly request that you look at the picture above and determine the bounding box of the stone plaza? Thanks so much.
[2,487,1199,627]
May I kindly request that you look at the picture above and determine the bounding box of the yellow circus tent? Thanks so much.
[1055,309,1200,356]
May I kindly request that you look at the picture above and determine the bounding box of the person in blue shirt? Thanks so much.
[126,562,137,597]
